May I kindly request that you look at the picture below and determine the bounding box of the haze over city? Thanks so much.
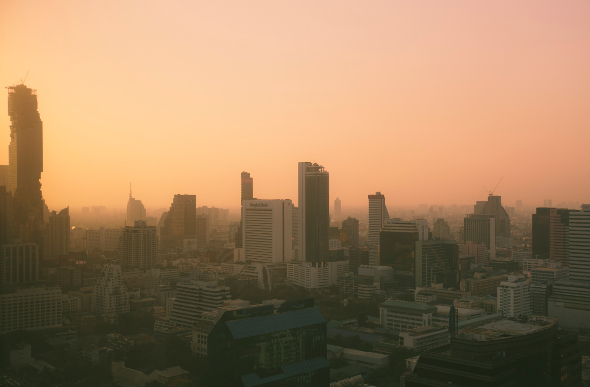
[2,0,590,211]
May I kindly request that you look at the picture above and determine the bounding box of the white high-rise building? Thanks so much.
[497,275,531,318]
[116,221,158,269]
[242,199,293,263]
[91,263,130,315]
[412,219,429,241]
[568,205,590,282]
[368,192,389,266]
[170,280,231,327]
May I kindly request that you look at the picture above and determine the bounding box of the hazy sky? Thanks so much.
[1,1,589,212]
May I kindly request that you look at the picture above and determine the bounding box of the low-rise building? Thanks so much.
[327,345,389,369]
[287,260,349,290]
[398,324,449,353]
[379,301,436,331]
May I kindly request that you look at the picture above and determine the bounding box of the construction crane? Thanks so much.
[483,177,503,196]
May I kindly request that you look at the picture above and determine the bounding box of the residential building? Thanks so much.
[44,207,70,259]
[242,199,293,263]
[91,263,130,315]
[341,216,359,247]
[415,240,459,289]
[116,221,158,269]
[160,194,197,248]
[287,260,349,289]
[497,275,531,318]
[463,215,496,261]
[334,197,341,220]
[170,280,231,327]
[0,243,39,285]
[0,286,63,334]
[202,300,328,387]
[379,301,436,331]
[298,162,330,263]
[368,192,389,266]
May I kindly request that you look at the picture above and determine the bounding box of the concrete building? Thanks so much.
[530,282,552,316]
[327,345,389,369]
[341,216,360,247]
[379,300,436,331]
[357,265,394,299]
[463,215,496,261]
[398,323,449,353]
[532,207,573,264]
[242,199,293,263]
[568,205,590,282]
[460,241,488,266]
[415,240,459,289]
[497,275,531,318]
[170,280,230,327]
[334,197,341,220]
[368,192,389,266]
[512,249,532,266]
[287,260,349,289]
[91,263,130,315]
[298,162,330,263]
[0,243,39,285]
[44,207,70,259]
[473,195,512,244]
[116,221,158,269]
[461,274,508,297]
[433,218,451,240]
[0,286,63,334]
[532,265,569,284]
[86,227,123,253]
[0,186,14,244]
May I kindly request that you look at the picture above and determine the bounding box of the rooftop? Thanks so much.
[381,300,437,314]
[458,317,557,341]
[226,308,325,340]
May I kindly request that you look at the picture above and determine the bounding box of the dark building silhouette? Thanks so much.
[347,246,369,275]
[532,207,574,264]
[236,171,254,249]
[126,187,146,226]
[474,195,511,244]
[405,317,582,387]
[7,84,45,251]
[203,299,328,387]
[433,218,451,240]
[0,186,14,244]
[160,195,196,248]
[341,216,359,247]
[116,220,158,269]
[298,162,329,263]
[44,207,70,260]
[415,240,459,289]
[380,221,419,289]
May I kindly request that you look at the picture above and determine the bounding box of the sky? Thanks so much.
[1,0,589,213]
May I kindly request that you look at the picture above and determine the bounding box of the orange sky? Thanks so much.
[1,0,589,213]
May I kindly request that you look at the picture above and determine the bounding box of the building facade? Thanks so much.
[116,221,158,269]
[298,162,329,263]
[497,275,531,318]
[368,192,389,266]
[0,243,39,285]
[160,194,197,248]
[463,215,496,261]
[91,263,130,315]
[415,240,459,289]
[170,280,231,327]
[0,286,63,334]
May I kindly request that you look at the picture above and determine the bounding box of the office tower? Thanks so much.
[497,275,531,318]
[0,243,39,285]
[568,205,590,282]
[461,241,488,266]
[7,84,45,251]
[347,246,369,274]
[202,300,328,387]
[433,218,451,240]
[298,162,329,263]
[463,215,496,260]
[126,187,146,226]
[380,220,419,289]
[242,199,293,263]
[533,207,575,264]
[116,221,158,269]
[0,186,14,244]
[341,216,359,247]
[170,280,231,327]
[86,227,123,253]
[0,165,9,188]
[292,207,299,260]
[57,266,82,288]
[405,317,582,387]
[415,240,459,289]
[91,263,130,315]
[368,192,389,266]
[160,194,196,248]
[473,195,511,245]
[334,197,341,220]
[196,214,209,248]
[241,171,254,203]
[0,286,63,334]
[43,207,70,260]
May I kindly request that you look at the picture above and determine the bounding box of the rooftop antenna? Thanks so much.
[483,177,503,196]
[129,183,132,199]
[22,71,29,85]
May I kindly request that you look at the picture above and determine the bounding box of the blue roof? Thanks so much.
[226,308,325,340]
[241,357,329,387]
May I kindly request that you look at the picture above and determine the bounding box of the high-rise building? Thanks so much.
[0,186,14,244]
[91,263,130,315]
[160,194,196,248]
[334,197,341,220]
[341,216,359,247]
[7,84,45,250]
[415,240,459,289]
[196,214,209,249]
[44,207,70,260]
[497,275,531,318]
[170,280,231,327]
[347,246,369,274]
[0,286,63,334]
[461,241,489,266]
[202,300,328,387]
[380,220,419,289]
[126,187,146,226]
[237,172,254,249]
[242,199,293,263]
[368,192,389,266]
[0,243,39,285]
[433,218,451,240]
[473,195,511,246]
[532,207,574,264]
[568,205,590,282]
[463,215,496,261]
[116,221,158,269]
[298,162,329,263]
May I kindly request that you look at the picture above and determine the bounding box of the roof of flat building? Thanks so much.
[457,317,557,341]
[381,300,437,314]
[401,323,448,336]
[226,308,325,339]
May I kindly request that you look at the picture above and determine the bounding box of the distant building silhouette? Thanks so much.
[196,214,209,249]
[368,192,389,266]
[463,215,496,261]
[532,207,574,264]
[473,195,511,246]
[298,162,329,263]
[116,220,158,269]
[433,218,451,240]
[334,197,341,220]
[44,207,70,260]
[126,186,146,226]
[160,195,196,248]
[341,216,359,247]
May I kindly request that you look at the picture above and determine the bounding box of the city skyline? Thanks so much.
[2,1,590,210]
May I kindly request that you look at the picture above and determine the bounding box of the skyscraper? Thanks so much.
[473,195,511,246]
[241,171,254,203]
[368,192,389,266]
[463,214,496,261]
[7,84,44,249]
[532,207,574,264]
[379,220,419,288]
[415,240,459,289]
[568,205,590,282]
[116,220,158,269]
[334,197,341,220]
[160,194,196,248]
[126,187,146,226]
[298,162,329,263]
[341,216,360,247]
[43,207,70,260]
[196,214,209,248]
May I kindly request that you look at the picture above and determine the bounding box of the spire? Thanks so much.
[129,183,132,199]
